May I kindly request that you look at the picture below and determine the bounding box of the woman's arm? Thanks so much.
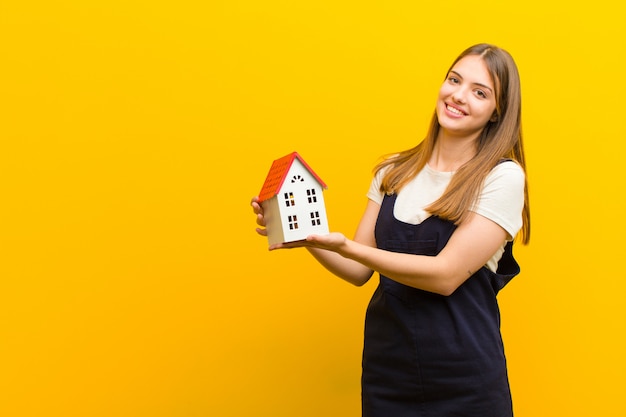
[304,200,379,286]
[251,197,379,286]
[297,211,507,296]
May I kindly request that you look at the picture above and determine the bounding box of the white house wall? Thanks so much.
[275,159,329,244]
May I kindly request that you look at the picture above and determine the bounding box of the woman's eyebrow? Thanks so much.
[450,70,493,93]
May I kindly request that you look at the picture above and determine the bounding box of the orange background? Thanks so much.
[1,1,624,416]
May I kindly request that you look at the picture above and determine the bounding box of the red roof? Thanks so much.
[258,152,327,203]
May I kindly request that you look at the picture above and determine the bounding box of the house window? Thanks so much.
[307,189,317,203]
[284,192,295,207]
[288,215,298,230]
[291,175,304,183]
[310,211,321,226]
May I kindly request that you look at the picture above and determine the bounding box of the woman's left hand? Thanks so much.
[269,232,348,253]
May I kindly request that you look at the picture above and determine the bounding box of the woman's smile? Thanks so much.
[445,103,467,117]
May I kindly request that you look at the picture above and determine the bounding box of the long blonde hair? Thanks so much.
[375,43,531,244]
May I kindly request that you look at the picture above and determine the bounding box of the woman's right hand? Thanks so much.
[250,196,267,237]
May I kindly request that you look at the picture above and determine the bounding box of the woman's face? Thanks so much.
[436,54,497,139]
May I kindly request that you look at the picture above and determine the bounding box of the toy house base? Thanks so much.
[257,152,329,246]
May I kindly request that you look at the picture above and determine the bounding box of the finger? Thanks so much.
[255,227,268,237]
[251,202,264,216]
[269,239,309,251]
[304,234,325,244]
[250,196,263,209]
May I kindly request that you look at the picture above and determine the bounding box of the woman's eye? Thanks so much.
[475,90,486,98]
[448,76,459,84]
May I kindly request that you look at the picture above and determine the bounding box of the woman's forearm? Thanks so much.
[339,240,450,293]
[337,212,508,296]
[306,247,374,286]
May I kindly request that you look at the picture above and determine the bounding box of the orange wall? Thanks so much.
[1,1,624,416]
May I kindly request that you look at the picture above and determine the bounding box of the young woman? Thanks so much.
[251,43,530,417]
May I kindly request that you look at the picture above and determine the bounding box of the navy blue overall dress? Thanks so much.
[361,193,520,417]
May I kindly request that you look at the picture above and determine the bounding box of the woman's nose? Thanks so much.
[452,89,466,103]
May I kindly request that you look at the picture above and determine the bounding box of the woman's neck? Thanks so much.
[429,133,477,172]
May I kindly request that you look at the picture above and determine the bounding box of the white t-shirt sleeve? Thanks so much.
[366,168,386,205]
[471,161,525,240]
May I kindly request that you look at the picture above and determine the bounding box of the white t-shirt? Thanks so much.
[367,161,525,272]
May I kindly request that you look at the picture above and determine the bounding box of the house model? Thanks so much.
[257,152,329,246]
